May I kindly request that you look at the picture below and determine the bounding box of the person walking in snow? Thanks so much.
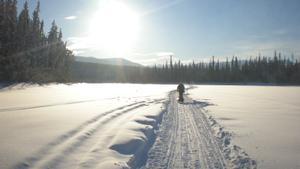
[177,83,185,102]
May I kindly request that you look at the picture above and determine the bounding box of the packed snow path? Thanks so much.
[144,92,227,169]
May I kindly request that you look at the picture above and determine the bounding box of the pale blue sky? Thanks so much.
[19,0,300,65]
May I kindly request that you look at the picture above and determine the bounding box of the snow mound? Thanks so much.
[206,113,257,169]
[108,104,166,168]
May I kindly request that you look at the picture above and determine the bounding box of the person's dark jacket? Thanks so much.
[177,83,185,94]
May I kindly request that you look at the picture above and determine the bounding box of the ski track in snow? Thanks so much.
[12,89,256,169]
[14,99,166,169]
[143,92,227,169]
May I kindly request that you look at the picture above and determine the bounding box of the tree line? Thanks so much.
[0,0,74,83]
[0,1,299,84]
[150,53,300,84]
[72,53,300,84]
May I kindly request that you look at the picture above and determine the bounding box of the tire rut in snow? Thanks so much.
[14,101,148,169]
[143,92,227,169]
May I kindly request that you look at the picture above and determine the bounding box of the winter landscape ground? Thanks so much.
[189,85,300,169]
[0,83,299,169]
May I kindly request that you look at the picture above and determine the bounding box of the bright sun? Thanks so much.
[88,1,140,57]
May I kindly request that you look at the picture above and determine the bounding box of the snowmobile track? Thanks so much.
[14,100,164,169]
[143,92,227,169]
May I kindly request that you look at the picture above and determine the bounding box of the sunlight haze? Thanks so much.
[17,0,300,65]
[1,1,300,168]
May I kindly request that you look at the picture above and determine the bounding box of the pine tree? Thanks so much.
[0,0,5,79]
[32,0,41,46]
[0,1,74,82]
[17,1,30,51]
[6,0,17,53]
[39,20,46,44]
[0,0,18,80]
[0,0,5,54]
[48,20,59,43]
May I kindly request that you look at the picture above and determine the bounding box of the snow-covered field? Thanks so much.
[0,83,299,169]
[0,83,175,169]
[189,85,300,169]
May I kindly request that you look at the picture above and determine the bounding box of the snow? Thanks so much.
[144,92,228,169]
[189,85,300,169]
[0,83,174,169]
[1,83,299,169]
[143,91,256,169]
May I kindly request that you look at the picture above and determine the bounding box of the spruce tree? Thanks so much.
[48,20,59,43]
[0,0,4,79]
[32,0,41,46]
[17,1,30,51]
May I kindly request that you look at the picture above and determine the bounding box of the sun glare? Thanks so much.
[88,1,140,57]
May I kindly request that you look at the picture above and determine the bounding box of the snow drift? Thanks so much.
[0,83,174,169]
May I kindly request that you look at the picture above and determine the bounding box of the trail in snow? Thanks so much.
[0,99,97,112]
[11,87,256,169]
[14,99,165,169]
[143,92,227,169]
[143,92,257,169]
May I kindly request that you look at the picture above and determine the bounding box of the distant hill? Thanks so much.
[75,56,143,67]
